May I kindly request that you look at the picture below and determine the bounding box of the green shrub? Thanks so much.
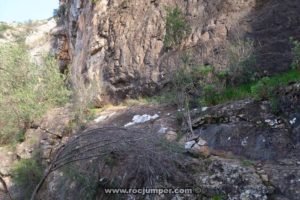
[144,90,177,105]
[0,23,11,32]
[212,195,225,200]
[226,39,256,85]
[250,77,271,100]
[240,159,254,167]
[216,70,229,80]
[0,23,12,38]
[201,84,218,105]
[270,97,279,114]
[199,69,300,106]
[11,157,43,199]
[0,43,70,144]
[170,52,201,107]
[164,6,191,48]
[290,37,300,69]
[195,65,214,75]
[63,165,98,200]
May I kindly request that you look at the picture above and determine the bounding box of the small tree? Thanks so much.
[164,6,191,49]
[171,52,200,137]
[226,39,256,85]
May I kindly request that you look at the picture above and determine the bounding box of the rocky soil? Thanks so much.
[2,82,300,199]
[187,83,300,200]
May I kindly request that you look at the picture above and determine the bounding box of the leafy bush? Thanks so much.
[0,23,11,32]
[250,77,272,100]
[11,157,43,199]
[61,165,98,200]
[0,23,12,38]
[164,6,191,48]
[0,43,70,144]
[171,53,200,106]
[201,84,218,105]
[290,37,300,69]
[195,65,214,75]
[226,39,256,85]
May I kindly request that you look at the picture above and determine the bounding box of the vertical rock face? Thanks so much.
[57,0,300,102]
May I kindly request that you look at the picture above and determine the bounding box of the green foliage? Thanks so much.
[164,6,191,48]
[15,130,26,143]
[290,37,300,69]
[146,90,178,105]
[0,23,11,32]
[0,43,70,144]
[226,39,256,85]
[195,65,214,75]
[270,97,279,114]
[216,70,229,80]
[201,69,300,106]
[104,153,119,167]
[0,23,12,38]
[211,195,225,200]
[250,77,272,100]
[171,52,201,108]
[240,159,254,167]
[11,157,43,199]
[158,138,185,154]
[201,84,218,105]
[63,165,98,200]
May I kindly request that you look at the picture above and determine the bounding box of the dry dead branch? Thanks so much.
[31,127,193,200]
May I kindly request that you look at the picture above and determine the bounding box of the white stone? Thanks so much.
[185,141,196,150]
[94,116,107,123]
[94,112,116,123]
[265,119,278,126]
[289,117,297,125]
[197,138,207,146]
[202,107,208,111]
[158,127,168,134]
[124,114,159,127]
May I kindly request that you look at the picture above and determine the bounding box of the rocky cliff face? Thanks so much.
[57,0,300,102]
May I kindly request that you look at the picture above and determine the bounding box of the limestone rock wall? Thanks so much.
[57,0,300,102]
